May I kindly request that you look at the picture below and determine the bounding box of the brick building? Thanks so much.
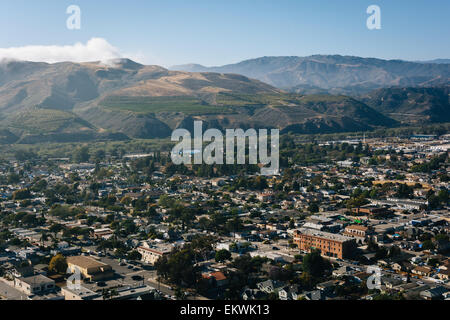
[293,228,356,259]
[352,206,389,216]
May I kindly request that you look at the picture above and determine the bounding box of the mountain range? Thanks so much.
[171,55,450,95]
[0,56,448,144]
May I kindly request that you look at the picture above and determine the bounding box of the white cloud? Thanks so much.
[0,38,139,64]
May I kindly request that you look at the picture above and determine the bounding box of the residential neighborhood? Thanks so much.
[0,134,449,301]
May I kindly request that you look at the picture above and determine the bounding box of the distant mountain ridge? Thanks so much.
[171,55,450,95]
[0,57,449,144]
[0,58,400,143]
[414,59,450,64]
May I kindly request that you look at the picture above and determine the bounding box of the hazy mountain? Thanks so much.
[0,58,398,143]
[171,55,450,95]
[415,59,450,64]
[363,87,450,124]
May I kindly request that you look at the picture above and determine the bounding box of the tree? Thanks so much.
[155,247,198,286]
[422,240,435,251]
[48,254,68,274]
[49,223,65,238]
[226,215,243,234]
[437,189,449,204]
[158,195,175,208]
[14,150,37,161]
[302,250,330,278]
[269,266,293,281]
[127,250,142,261]
[215,249,232,263]
[73,146,90,163]
[299,271,314,290]
[93,149,106,162]
[388,245,401,258]
[102,288,119,300]
[307,202,319,213]
[12,189,32,200]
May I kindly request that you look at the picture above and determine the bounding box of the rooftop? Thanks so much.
[296,228,354,243]
[67,256,110,270]
[21,274,55,285]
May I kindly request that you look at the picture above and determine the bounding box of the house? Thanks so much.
[249,251,285,262]
[257,193,273,202]
[302,290,325,300]
[211,178,226,187]
[316,280,339,295]
[420,286,449,300]
[256,280,285,294]
[241,288,266,300]
[436,269,449,281]
[202,271,228,287]
[92,228,114,240]
[332,266,353,277]
[411,266,432,277]
[392,263,403,272]
[11,265,34,278]
[383,276,404,289]
[278,284,301,300]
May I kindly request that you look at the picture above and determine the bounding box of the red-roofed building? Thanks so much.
[202,271,228,287]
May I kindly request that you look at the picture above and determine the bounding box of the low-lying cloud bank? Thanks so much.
[0,38,128,64]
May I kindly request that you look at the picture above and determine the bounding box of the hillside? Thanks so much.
[171,55,450,95]
[362,87,450,124]
[0,58,399,142]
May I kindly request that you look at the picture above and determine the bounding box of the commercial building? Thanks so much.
[352,205,389,216]
[67,256,114,282]
[293,228,356,259]
[61,285,101,300]
[137,242,172,265]
[343,225,371,244]
[62,284,156,300]
[14,275,56,295]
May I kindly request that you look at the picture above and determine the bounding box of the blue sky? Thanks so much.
[0,0,448,66]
